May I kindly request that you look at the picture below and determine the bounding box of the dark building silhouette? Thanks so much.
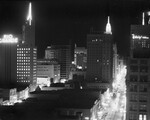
[86,17,113,89]
[0,35,18,88]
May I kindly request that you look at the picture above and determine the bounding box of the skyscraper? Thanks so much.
[16,2,37,86]
[45,45,71,81]
[0,34,18,88]
[126,12,150,120]
[86,17,113,89]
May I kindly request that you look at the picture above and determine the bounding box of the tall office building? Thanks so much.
[17,2,37,86]
[86,17,113,89]
[126,12,150,120]
[45,45,71,80]
[0,34,18,88]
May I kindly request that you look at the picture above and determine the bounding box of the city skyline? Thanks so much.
[0,1,149,58]
[0,1,150,119]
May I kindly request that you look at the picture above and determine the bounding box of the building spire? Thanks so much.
[142,12,145,25]
[27,2,32,26]
[105,16,112,35]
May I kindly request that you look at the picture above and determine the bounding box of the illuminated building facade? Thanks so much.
[37,59,60,83]
[17,46,37,85]
[45,45,71,80]
[16,2,37,86]
[130,25,150,58]
[0,35,18,88]
[127,12,150,120]
[86,17,113,89]
[74,45,87,70]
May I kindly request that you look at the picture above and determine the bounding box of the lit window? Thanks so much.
[144,115,147,120]
[139,114,142,120]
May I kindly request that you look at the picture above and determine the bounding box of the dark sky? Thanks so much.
[0,0,150,58]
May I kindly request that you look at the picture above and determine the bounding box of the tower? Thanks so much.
[22,2,35,46]
[86,16,113,89]
[105,16,112,35]
[16,2,37,87]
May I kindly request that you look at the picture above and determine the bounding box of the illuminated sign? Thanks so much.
[132,34,149,40]
[0,34,18,43]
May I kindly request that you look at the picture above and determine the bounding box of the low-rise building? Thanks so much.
[37,59,60,84]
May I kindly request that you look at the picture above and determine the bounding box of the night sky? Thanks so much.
[0,0,150,58]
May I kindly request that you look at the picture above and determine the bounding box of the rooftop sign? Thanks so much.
[132,34,149,40]
[0,34,18,43]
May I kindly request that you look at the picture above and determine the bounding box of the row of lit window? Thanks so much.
[17,63,30,65]
[17,51,30,53]
[17,48,30,50]
[17,71,30,74]
[17,54,30,56]
[17,69,30,71]
[17,60,30,62]
[17,57,31,59]
[17,80,30,83]
[17,74,30,77]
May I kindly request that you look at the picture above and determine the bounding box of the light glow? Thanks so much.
[0,34,18,43]
[27,2,32,25]
[105,16,112,35]
[148,11,150,16]
[142,12,145,25]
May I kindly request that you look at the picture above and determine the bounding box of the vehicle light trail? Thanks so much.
[91,64,127,120]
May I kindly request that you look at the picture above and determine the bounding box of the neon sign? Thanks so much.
[0,34,18,43]
[132,34,149,40]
